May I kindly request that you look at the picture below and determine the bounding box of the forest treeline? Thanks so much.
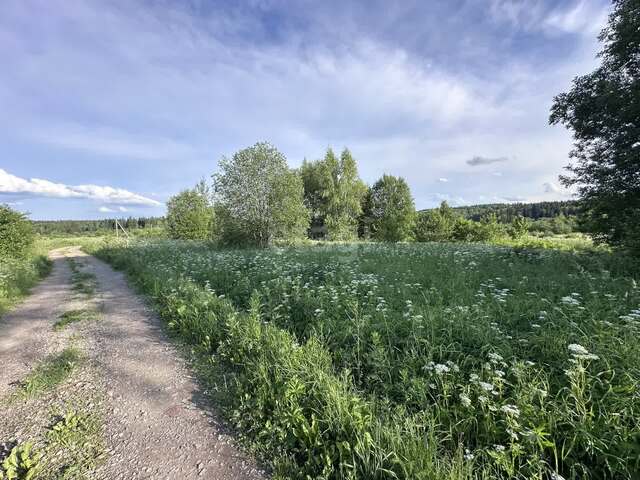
[32,217,165,235]
[446,200,580,222]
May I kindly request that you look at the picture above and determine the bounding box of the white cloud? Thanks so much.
[543,181,561,193]
[489,0,608,36]
[544,1,609,35]
[99,205,128,213]
[0,169,160,207]
[438,178,448,183]
[0,0,609,216]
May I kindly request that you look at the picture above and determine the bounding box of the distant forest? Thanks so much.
[444,200,580,223]
[32,217,165,235]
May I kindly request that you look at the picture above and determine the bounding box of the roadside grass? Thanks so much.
[16,347,81,400]
[0,250,52,318]
[54,309,99,331]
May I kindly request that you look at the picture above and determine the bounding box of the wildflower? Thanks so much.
[464,448,475,460]
[459,394,471,407]
[500,404,520,417]
[434,363,450,375]
[479,381,494,392]
[488,352,503,363]
[568,343,589,355]
[493,444,506,452]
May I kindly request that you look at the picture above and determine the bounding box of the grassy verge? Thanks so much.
[0,242,52,317]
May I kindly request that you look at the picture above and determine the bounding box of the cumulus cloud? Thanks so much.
[438,178,449,183]
[466,156,509,167]
[0,169,160,207]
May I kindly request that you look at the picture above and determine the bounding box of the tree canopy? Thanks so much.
[370,175,416,242]
[213,142,309,247]
[550,0,640,253]
[301,148,367,240]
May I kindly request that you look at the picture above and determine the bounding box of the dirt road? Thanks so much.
[0,247,265,479]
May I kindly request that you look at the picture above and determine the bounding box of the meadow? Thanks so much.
[90,238,640,480]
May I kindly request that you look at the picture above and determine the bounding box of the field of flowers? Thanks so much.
[93,239,640,479]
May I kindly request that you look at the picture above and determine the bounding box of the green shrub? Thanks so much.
[166,183,214,241]
[0,205,34,259]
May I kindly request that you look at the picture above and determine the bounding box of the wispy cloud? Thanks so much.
[27,124,197,161]
[466,156,509,167]
[98,206,128,213]
[438,178,449,183]
[0,169,160,207]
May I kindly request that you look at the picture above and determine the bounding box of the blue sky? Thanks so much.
[0,0,610,220]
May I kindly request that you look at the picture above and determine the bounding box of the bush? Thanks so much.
[414,202,456,242]
[0,205,34,259]
[166,183,214,241]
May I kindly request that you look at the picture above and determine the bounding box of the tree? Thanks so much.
[300,158,327,238]
[0,205,34,258]
[357,186,374,239]
[414,201,457,242]
[302,148,367,241]
[370,175,416,242]
[213,142,309,247]
[509,215,530,239]
[550,0,640,253]
[165,182,214,241]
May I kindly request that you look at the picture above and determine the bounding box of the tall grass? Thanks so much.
[0,240,52,316]
[92,239,640,479]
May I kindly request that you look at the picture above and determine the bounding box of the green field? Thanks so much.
[92,239,639,479]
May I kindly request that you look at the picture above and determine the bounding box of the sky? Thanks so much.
[0,0,611,220]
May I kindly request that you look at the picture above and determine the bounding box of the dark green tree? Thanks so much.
[550,0,640,253]
[370,175,416,242]
[0,205,34,258]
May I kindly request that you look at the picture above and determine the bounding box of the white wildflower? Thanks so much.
[500,404,520,417]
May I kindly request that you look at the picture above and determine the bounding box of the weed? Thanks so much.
[0,442,42,480]
[54,309,98,331]
[46,409,104,478]
[17,348,81,399]
[66,259,97,297]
